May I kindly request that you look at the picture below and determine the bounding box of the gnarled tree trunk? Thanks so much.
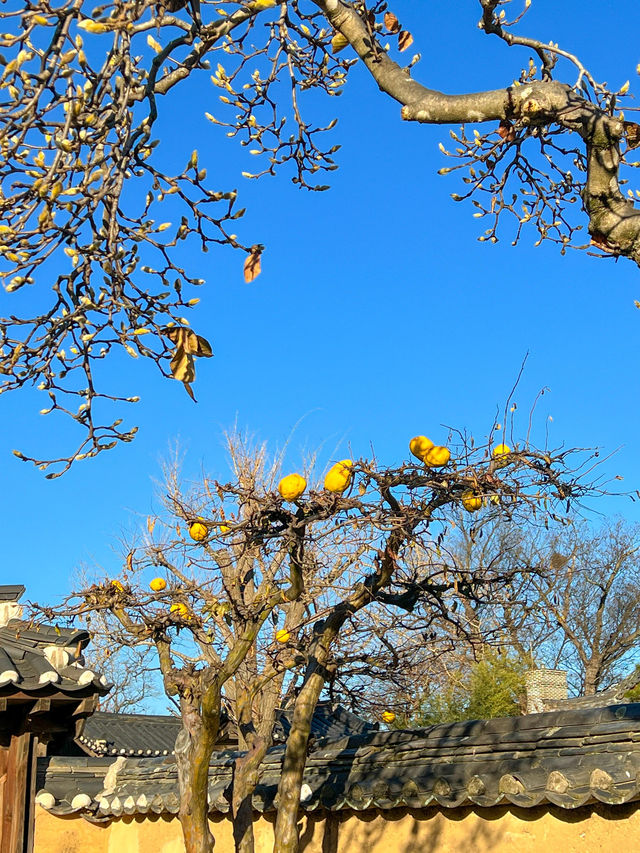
[175,696,220,853]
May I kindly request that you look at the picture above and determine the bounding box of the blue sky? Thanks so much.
[2,0,640,605]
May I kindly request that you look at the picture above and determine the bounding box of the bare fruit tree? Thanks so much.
[1,0,638,474]
[38,430,602,853]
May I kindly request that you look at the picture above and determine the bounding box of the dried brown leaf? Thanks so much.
[163,326,182,344]
[164,327,212,394]
[170,348,195,383]
[183,382,197,402]
[398,30,413,52]
[195,335,213,358]
[384,12,400,34]
[497,120,516,142]
[624,121,640,149]
[331,32,349,54]
[244,245,263,282]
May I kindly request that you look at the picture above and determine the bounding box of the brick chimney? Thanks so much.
[525,668,568,714]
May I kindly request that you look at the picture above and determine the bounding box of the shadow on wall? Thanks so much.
[298,801,640,853]
[299,807,506,853]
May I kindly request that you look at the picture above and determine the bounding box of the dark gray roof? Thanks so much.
[274,703,377,743]
[77,712,183,757]
[540,668,640,712]
[73,703,376,758]
[36,703,640,820]
[0,585,25,601]
[0,619,110,696]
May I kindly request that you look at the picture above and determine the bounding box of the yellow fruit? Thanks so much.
[189,521,208,541]
[110,580,124,592]
[381,710,396,724]
[424,445,451,468]
[275,629,291,643]
[278,473,306,501]
[170,602,191,619]
[324,459,353,494]
[492,443,511,468]
[149,577,166,592]
[409,435,434,461]
[461,491,482,512]
[493,443,511,456]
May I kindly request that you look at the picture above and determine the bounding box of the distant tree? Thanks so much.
[406,651,531,727]
[38,430,596,853]
[2,0,639,473]
[74,566,162,713]
[85,615,162,714]
[624,666,640,702]
[523,519,640,694]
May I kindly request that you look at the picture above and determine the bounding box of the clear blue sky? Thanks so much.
[2,1,640,605]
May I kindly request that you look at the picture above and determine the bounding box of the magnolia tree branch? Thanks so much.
[314,0,640,262]
[2,0,640,473]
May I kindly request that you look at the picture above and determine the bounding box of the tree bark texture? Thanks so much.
[272,666,326,853]
[175,712,217,853]
[231,740,269,853]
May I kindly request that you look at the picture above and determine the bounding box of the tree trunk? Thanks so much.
[584,658,603,696]
[175,720,216,853]
[272,534,412,852]
[273,666,325,853]
[232,738,270,853]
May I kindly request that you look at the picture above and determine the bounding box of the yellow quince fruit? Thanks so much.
[278,474,306,501]
[461,491,482,512]
[324,459,353,494]
[409,436,434,461]
[492,443,511,468]
[424,446,451,468]
[189,521,208,541]
[170,602,191,620]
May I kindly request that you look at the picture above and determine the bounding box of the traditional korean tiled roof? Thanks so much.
[0,585,27,601]
[0,622,110,695]
[36,703,640,820]
[72,702,377,758]
[541,668,640,712]
[0,585,109,697]
[76,712,183,757]
[274,703,377,743]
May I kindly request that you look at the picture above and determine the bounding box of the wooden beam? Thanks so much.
[24,735,36,853]
[71,695,98,718]
[0,689,94,702]
[27,699,50,716]
[1,731,34,853]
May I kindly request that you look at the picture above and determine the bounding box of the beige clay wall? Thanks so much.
[34,801,640,853]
